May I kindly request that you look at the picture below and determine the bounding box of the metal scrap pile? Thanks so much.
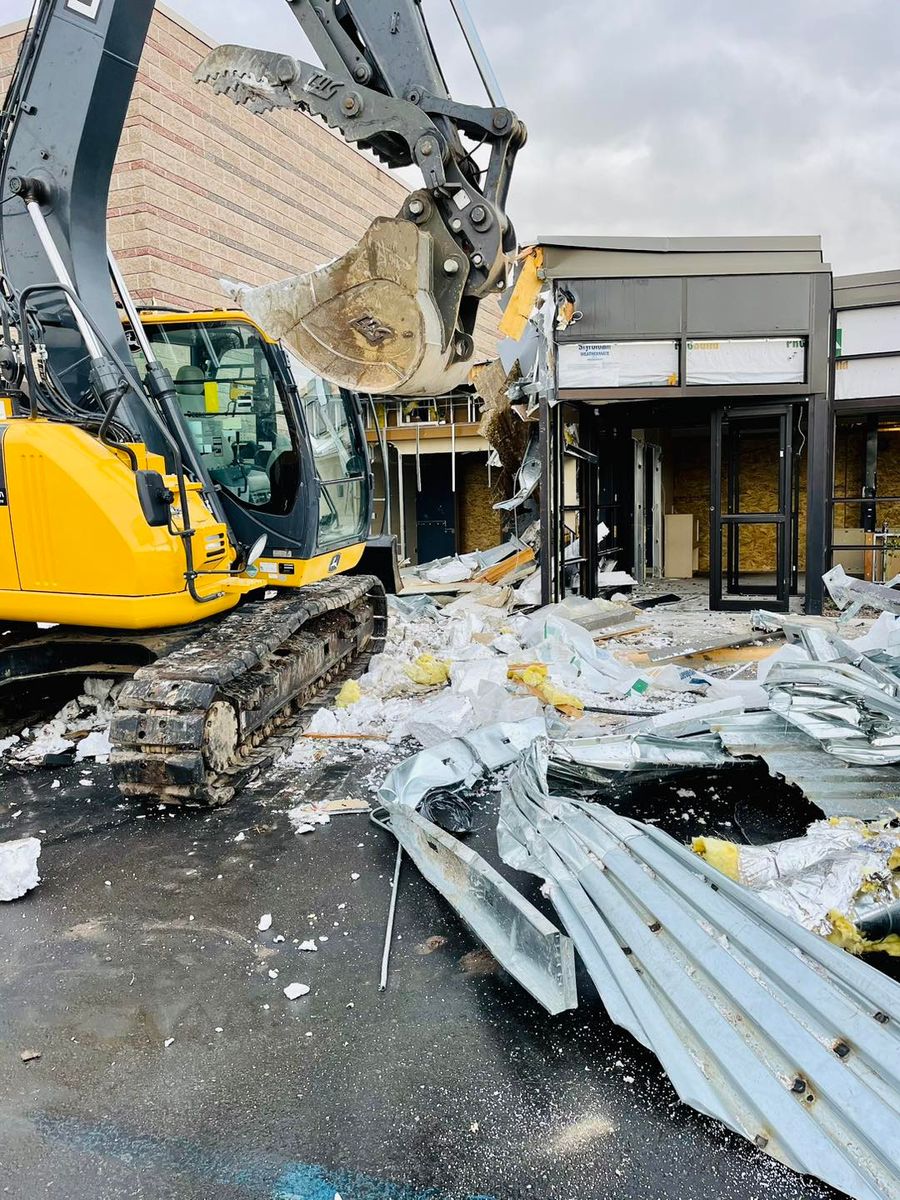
[364,596,900,1199]
[496,742,900,1200]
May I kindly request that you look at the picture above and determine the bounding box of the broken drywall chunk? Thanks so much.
[283,982,310,1000]
[75,728,112,763]
[0,837,41,901]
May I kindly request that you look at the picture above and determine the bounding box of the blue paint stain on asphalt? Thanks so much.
[272,1161,495,1199]
[33,1114,496,1200]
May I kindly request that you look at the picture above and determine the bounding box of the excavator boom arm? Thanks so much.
[195,0,525,397]
[201,0,525,299]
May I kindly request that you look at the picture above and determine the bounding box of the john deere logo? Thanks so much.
[66,0,101,17]
[328,553,341,573]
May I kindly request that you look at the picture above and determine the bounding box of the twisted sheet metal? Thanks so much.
[499,743,900,1200]
[377,719,577,1015]
[713,711,900,819]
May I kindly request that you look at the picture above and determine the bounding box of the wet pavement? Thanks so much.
[0,750,840,1200]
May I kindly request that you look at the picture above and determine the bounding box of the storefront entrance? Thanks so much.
[710,405,798,611]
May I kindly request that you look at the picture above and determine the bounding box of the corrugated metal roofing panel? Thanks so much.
[712,712,900,819]
[499,743,900,1200]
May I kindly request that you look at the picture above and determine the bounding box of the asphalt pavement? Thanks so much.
[0,749,840,1200]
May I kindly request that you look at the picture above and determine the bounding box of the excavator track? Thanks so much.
[110,575,386,806]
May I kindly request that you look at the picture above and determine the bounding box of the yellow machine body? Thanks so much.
[0,309,370,632]
[0,419,243,629]
[252,543,365,588]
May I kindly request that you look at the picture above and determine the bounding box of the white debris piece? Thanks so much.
[164,1037,175,1048]
[515,571,543,606]
[75,728,112,763]
[0,734,19,757]
[9,677,122,766]
[298,939,318,952]
[287,807,331,833]
[258,913,273,932]
[17,728,74,762]
[0,837,41,901]
[283,982,310,1000]
[846,609,900,652]
[424,559,473,584]
[399,690,476,749]
[706,677,769,708]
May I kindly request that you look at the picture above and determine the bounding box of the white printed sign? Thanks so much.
[558,341,678,388]
[66,0,101,17]
[685,338,805,385]
[836,306,900,358]
[835,355,900,400]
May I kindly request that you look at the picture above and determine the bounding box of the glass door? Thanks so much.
[710,406,794,611]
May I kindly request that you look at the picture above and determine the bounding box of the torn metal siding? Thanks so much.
[714,711,900,819]
[381,804,577,1016]
[499,743,900,1200]
[378,719,577,1016]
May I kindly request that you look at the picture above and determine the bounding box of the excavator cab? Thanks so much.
[134,311,372,585]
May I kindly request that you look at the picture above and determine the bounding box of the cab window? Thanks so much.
[138,320,296,514]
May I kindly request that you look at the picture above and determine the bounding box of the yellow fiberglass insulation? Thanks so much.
[508,663,584,713]
[691,837,742,882]
[827,911,900,958]
[403,654,450,687]
[335,679,362,708]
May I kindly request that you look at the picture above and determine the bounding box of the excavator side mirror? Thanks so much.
[135,470,173,528]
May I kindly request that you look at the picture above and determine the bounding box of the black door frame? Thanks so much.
[710,403,795,612]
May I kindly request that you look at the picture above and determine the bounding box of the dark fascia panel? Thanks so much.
[535,236,829,280]
[537,234,824,253]
[834,269,900,310]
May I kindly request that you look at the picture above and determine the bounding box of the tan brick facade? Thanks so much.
[0,5,500,356]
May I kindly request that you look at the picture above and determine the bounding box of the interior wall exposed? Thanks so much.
[831,417,900,578]
[457,454,503,553]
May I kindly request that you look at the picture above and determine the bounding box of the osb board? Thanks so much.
[669,433,711,571]
[669,428,809,574]
[457,455,503,554]
[625,643,780,666]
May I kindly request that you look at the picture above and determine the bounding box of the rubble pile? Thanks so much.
[1,677,123,768]
[354,590,900,1199]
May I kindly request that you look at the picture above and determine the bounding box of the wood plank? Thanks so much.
[474,547,536,585]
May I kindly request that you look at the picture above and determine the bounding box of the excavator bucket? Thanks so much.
[222,216,475,398]
[349,534,404,595]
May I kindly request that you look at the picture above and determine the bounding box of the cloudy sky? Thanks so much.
[7,0,900,274]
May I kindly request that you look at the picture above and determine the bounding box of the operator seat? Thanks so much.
[174,364,206,416]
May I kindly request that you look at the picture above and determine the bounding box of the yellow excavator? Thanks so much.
[0,0,524,804]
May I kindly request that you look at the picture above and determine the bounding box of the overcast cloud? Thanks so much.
[7,0,900,274]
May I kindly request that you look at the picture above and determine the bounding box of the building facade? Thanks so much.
[527,237,836,611]
[524,240,900,615]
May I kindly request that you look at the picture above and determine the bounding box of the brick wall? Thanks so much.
[0,6,500,357]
